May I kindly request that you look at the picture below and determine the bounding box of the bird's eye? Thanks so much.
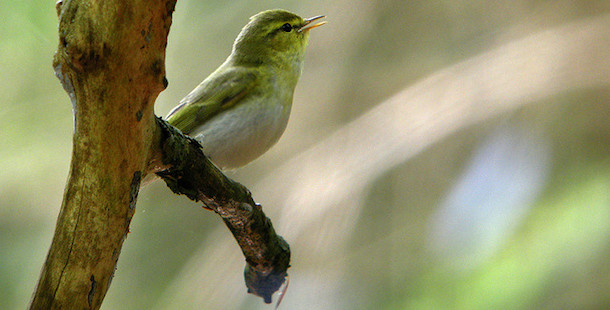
[280,23,292,32]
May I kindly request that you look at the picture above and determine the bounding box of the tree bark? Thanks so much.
[154,118,290,304]
[30,0,174,308]
[30,1,289,309]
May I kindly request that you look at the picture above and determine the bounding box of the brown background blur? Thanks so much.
[1,1,609,309]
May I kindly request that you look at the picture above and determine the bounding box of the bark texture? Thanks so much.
[31,1,289,308]
[155,118,290,303]
[30,0,174,309]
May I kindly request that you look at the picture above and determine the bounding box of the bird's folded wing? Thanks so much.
[166,67,258,134]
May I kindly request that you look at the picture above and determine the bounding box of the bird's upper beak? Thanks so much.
[298,15,327,33]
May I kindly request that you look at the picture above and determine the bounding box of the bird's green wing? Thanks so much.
[166,67,258,134]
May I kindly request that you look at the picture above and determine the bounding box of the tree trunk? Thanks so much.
[30,0,174,308]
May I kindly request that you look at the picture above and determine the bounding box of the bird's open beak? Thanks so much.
[298,15,327,33]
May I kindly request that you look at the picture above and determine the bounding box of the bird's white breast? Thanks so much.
[189,94,291,169]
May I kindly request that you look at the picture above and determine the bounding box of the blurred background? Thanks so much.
[1,0,609,309]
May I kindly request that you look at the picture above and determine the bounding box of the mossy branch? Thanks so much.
[155,117,290,303]
[30,1,289,309]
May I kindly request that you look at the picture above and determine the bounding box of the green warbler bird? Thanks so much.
[166,9,326,169]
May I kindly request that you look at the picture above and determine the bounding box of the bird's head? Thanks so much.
[230,9,325,67]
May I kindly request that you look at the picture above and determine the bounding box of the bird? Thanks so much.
[166,9,326,169]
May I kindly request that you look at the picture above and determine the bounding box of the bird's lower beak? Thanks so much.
[298,15,327,33]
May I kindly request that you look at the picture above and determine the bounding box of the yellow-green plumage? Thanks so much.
[166,9,325,169]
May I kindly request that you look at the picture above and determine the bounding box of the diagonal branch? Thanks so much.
[153,117,290,303]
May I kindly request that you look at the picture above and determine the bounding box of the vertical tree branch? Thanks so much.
[30,0,175,309]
